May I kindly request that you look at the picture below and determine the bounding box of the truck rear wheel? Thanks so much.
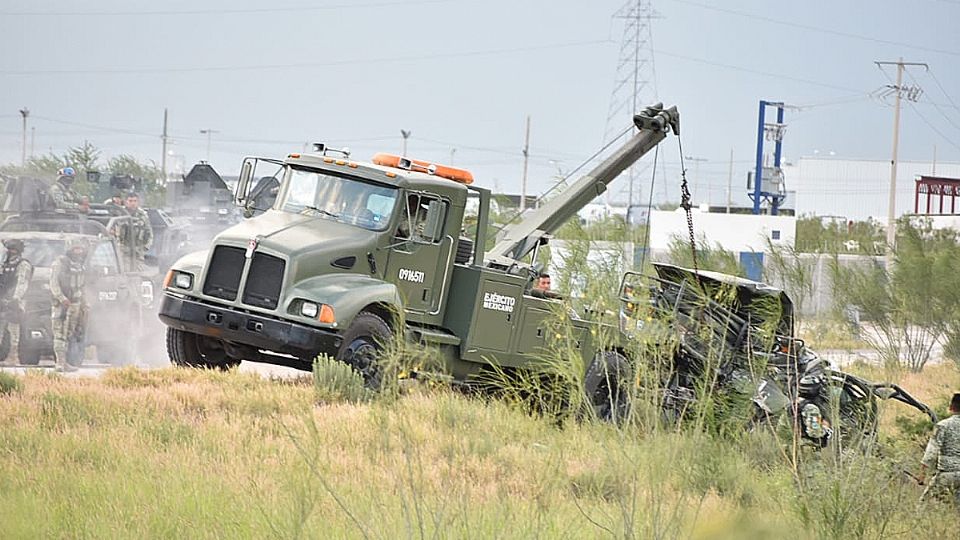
[18,347,41,366]
[166,328,240,370]
[584,351,633,424]
[0,329,9,362]
[336,312,391,389]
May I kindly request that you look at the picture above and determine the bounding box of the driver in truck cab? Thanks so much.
[396,194,428,239]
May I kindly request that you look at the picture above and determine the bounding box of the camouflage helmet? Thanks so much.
[2,238,24,253]
[798,375,824,398]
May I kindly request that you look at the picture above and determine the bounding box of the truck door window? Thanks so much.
[396,194,447,244]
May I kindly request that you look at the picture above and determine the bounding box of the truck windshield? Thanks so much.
[280,167,398,231]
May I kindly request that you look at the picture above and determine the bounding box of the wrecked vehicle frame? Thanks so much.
[619,263,936,438]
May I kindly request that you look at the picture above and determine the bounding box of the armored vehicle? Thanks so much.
[0,178,155,366]
[159,104,679,412]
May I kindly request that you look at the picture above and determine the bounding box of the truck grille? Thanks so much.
[242,252,285,310]
[203,246,245,301]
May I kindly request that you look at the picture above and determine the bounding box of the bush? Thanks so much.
[312,355,370,404]
[0,371,22,396]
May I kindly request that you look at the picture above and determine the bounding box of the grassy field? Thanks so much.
[0,364,957,539]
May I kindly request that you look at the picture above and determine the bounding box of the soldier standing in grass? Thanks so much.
[0,239,33,365]
[50,241,88,372]
[919,392,960,506]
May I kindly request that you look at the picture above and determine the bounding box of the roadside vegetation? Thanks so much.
[0,360,955,538]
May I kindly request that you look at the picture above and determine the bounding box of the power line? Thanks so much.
[878,66,960,153]
[0,0,455,16]
[652,48,863,93]
[669,0,960,58]
[0,39,610,75]
[905,70,960,134]
[927,69,960,111]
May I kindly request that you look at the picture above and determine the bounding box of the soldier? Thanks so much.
[919,392,960,505]
[0,239,33,365]
[112,192,153,270]
[780,374,832,449]
[50,241,88,372]
[48,167,89,213]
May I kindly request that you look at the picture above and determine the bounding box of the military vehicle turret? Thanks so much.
[158,104,679,415]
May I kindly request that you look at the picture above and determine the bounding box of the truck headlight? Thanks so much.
[300,301,319,318]
[297,300,335,323]
[165,270,194,290]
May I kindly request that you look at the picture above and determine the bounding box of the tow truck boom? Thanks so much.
[486,103,679,263]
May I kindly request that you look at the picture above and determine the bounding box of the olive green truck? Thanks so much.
[159,104,679,413]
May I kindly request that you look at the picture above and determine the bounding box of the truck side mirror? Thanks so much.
[421,200,444,242]
[236,159,254,207]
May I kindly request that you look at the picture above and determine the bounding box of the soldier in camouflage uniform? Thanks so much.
[48,167,89,213]
[111,192,153,271]
[920,392,960,505]
[0,239,33,365]
[779,374,832,450]
[50,241,88,372]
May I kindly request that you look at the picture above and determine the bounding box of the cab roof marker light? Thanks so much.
[323,157,334,163]
[335,160,346,166]
[385,171,397,178]
[347,162,358,168]
[288,153,301,158]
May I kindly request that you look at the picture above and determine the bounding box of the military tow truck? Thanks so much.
[159,104,679,411]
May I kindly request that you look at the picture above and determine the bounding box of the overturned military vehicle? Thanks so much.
[620,263,935,441]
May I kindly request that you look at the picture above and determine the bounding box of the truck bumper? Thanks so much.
[158,293,341,359]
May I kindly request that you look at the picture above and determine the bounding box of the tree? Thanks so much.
[830,218,960,372]
[666,234,743,277]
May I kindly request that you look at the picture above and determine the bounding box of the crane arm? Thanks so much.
[486,103,679,263]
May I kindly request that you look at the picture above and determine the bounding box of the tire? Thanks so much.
[583,351,633,424]
[0,328,9,363]
[19,347,41,366]
[166,327,240,370]
[455,237,474,264]
[67,340,85,367]
[336,312,391,389]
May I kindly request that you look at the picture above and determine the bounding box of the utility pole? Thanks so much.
[726,148,734,213]
[875,58,927,249]
[932,144,937,176]
[18,107,29,166]
[400,129,411,156]
[199,128,218,162]
[30,126,35,159]
[449,147,456,166]
[520,115,530,212]
[161,108,169,182]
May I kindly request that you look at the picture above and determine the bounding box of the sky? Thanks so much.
[1,0,958,207]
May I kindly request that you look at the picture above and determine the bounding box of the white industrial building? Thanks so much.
[783,157,960,222]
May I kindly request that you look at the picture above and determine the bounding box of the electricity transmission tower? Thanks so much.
[603,0,659,217]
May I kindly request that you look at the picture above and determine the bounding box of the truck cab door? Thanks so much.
[384,193,453,318]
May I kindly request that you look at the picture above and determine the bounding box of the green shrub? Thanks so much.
[0,371,22,396]
[312,355,370,404]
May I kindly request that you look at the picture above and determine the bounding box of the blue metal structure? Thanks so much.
[751,100,787,215]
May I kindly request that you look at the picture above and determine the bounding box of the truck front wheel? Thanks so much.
[336,312,391,389]
[584,351,633,424]
[166,328,240,370]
